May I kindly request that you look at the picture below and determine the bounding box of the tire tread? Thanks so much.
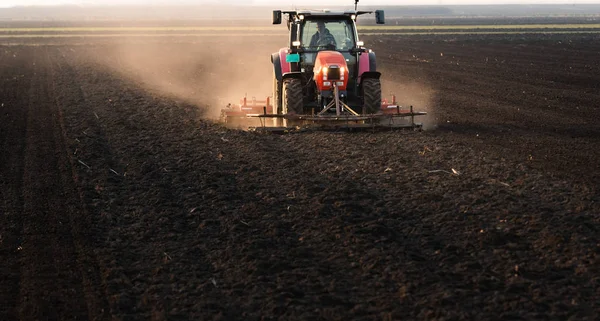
[284,78,303,114]
[362,78,382,114]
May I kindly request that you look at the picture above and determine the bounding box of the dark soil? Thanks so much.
[1,32,599,320]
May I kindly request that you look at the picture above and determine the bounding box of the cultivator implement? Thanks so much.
[221,93,427,132]
[220,96,274,127]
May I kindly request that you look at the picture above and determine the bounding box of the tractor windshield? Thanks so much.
[300,19,355,51]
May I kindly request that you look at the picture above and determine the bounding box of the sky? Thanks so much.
[1,0,599,8]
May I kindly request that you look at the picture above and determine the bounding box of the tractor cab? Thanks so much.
[297,16,358,90]
[299,18,356,51]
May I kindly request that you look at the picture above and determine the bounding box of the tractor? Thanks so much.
[221,3,426,131]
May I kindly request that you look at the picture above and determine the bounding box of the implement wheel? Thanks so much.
[362,78,382,114]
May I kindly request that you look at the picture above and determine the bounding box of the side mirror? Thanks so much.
[375,10,385,24]
[351,42,366,54]
[273,10,282,25]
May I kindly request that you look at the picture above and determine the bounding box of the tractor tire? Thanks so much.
[362,78,382,114]
[282,78,303,115]
[272,72,282,114]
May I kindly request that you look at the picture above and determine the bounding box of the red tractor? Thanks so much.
[222,5,426,131]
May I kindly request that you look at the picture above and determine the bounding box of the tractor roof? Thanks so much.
[281,10,372,18]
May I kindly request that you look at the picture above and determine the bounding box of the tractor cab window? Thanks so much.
[301,19,355,51]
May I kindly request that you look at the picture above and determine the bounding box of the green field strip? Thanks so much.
[357,24,600,30]
[360,30,600,35]
[0,26,279,32]
[0,33,289,38]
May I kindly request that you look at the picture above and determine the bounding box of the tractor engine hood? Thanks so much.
[313,51,349,92]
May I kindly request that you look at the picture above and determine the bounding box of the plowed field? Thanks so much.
[1,33,599,320]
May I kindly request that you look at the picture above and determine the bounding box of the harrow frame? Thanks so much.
[221,93,426,132]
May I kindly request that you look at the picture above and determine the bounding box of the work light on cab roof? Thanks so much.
[220,0,426,132]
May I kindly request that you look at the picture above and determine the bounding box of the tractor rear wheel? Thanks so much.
[272,72,282,114]
[362,78,382,114]
[282,78,303,115]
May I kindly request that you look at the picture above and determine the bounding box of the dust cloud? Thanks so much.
[381,76,437,130]
[87,36,280,120]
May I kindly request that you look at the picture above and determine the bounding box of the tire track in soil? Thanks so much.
[47,47,111,321]
[55,47,184,320]
[0,47,31,320]
[13,46,86,320]
[51,46,146,320]
[3,46,108,321]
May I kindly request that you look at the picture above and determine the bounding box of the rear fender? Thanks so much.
[360,71,381,81]
[282,72,303,82]
[359,71,381,93]
[272,48,291,82]
[358,51,377,83]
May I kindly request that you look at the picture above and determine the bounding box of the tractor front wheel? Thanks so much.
[362,78,382,114]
